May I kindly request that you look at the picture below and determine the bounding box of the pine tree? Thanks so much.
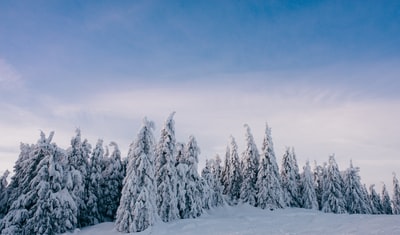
[321,155,346,214]
[65,129,91,228]
[381,183,392,214]
[256,124,285,209]
[0,170,10,218]
[100,142,124,221]
[115,118,158,233]
[343,160,370,214]
[226,136,242,205]
[392,173,400,214]
[221,146,230,195]
[313,162,326,210]
[210,155,225,207]
[300,161,318,210]
[281,147,301,207]
[155,113,179,222]
[176,136,203,218]
[369,184,383,214]
[240,125,259,206]
[86,139,104,225]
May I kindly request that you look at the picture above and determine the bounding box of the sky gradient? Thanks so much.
[1,0,400,191]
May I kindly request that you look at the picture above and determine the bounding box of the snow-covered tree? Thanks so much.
[65,129,91,228]
[313,162,326,210]
[115,118,158,233]
[100,142,125,221]
[321,155,346,214]
[300,161,318,210]
[155,113,179,222]
[256,124,285,209]
[381,183,392,214]
[0,170,10,218]
[176,136,203,218]
[225,136,242,205]
[86,139,104,225]
[392,173,400,214]
[210,155,224,207]
[343,160,370,214]
[221,146,230,195]
[281,147,301,207]
[240,125,259,206]
[369,184,383,214]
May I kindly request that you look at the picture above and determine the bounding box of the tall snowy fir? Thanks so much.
[240,125,259,206]
[155,113,179,222]
[343,161,370,214]
[100,142,124,221]
[225,136,242,205]
[381,183,392,214]
[210,155,225,207]
[300,161,318,210]
[65,129,91,227]
[280,147,301,207]
[256,124,285,209]
[0,170,10,218]
[176,136,203,218]
[221,146,230,195]
[369,185,383,214]
[321,155,346,214]
[86,139,104,225]
[392,173,400,214]
[313,162,326,210]
[115,118,158,233]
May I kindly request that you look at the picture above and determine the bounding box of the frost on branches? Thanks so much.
[115,118,158,233]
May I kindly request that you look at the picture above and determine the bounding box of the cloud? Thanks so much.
[0,58,22,89]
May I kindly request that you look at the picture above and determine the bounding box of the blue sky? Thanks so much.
[1,0,400,190]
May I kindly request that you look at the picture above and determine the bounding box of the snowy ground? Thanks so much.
[74,205,400,235]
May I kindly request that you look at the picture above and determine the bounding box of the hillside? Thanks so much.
[75,204,400,235]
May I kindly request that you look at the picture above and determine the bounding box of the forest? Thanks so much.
[0,112,399,234]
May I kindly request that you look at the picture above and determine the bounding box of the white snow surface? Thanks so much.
[72,204,400,235]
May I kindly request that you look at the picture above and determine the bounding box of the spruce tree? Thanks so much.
[392,173,400,214]
[256,124,284,209]
[300,161,318,210]
[281,147,301,207]
[100,142,124,221]
[381,183,392,214]
[369,184,383,214]
[226,136,242,205]
[221,146,230,195]
[86,139,104,225]
[240,125,259,206]
[0,170,10,218]
[343,160,370,214]
[155,113,179,222]
[321,155,346,214]
[210,155,225,207]
[65,129,91,227]
[313,162,326,210]
[115,118,158,233]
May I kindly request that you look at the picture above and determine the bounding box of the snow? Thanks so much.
[74,204,400,235]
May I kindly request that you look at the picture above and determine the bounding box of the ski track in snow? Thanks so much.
[74,204,400,235]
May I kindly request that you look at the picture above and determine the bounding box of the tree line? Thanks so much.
[0,112,399,234]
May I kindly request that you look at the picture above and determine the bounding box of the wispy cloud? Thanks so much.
[0,58,22,89]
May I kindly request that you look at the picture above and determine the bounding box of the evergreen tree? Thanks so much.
[321,155,346,214]
[281,147,301,207]
[392,173,400,214]
[176,136,203,218]
[86,139,104,225]
[343,160,370,214]
[155,113,179,222]
[100,142,124,221]
[256,124,285,209]
[240,125,259,206]
[369,184,383,214]
[313,162,326,210]
[225,136,242,205]
[381,183,392,214]
[210,155,224,207]
[115,118,158,233]
[300,161,318,210]
[221,146,230,195]
[0,170,10,218]
[65,129,91,228]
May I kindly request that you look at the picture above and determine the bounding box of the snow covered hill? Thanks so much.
[74,204,400,235]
